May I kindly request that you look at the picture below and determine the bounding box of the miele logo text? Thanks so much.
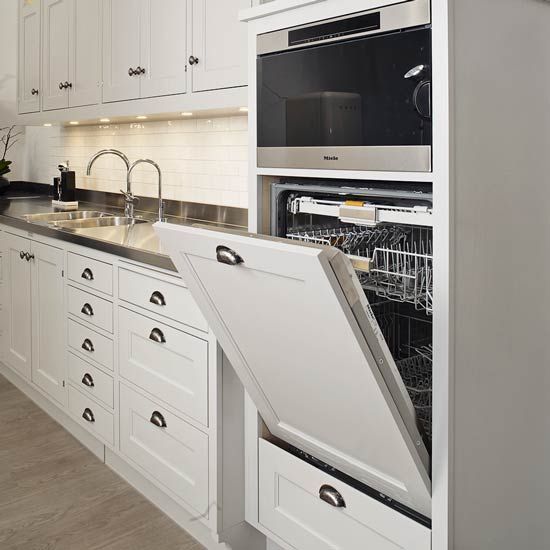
[324,155,339,161]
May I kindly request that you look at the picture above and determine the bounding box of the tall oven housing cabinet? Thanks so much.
[157,0,550,549]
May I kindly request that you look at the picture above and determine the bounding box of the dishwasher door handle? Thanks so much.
[216,245,243,266]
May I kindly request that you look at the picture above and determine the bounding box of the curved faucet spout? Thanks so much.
[86,149,131,175]
[128,159,164,222]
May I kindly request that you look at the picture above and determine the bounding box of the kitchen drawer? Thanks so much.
[118,307,208,426]
[119,383,209,515]
[118,267,208,332]
[259,439,431,550]
[68,319,114,371]
[68,286,113,333]
[68,385,114,446]
[68,252,113,296]
[68,352,114,409]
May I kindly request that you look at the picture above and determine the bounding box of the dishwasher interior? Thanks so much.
[270,179,434,448]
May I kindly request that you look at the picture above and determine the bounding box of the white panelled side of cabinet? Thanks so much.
[191,0,250,92]
[2,233,32,379]
[18,0,41,114]
[30,241,66,406]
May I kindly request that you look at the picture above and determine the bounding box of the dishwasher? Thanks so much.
[155,177,435,523]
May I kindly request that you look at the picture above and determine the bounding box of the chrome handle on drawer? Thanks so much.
[319,485,346,508]
[149,328,166,344]
[149,290,166,307]
[81,373,95,388]
[81,268,94,281]
[82,408,95,423]
[216,245,244,266]
[150,411,167,428]
[81,338,94,353]
[81,303,94,316]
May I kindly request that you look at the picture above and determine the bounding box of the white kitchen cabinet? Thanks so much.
[103,0,187,103]
[31,241,66,405]
[102,0,141,103]
[2,233,32,379]
[18,0,41,114]
[191,0,249,92]
[42,0,100,111]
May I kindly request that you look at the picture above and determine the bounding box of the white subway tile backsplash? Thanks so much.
[29,116,249,208]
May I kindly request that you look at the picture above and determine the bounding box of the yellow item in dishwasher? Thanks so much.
[344,200,365,207]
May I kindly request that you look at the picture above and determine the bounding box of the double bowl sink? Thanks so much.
[23,211,149,230]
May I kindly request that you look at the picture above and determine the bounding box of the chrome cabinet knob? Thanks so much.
[81,268,94,281]
[19,251,25,259]
[25,252,34,262]
[128,67,136,76]
[82,408,95,423]
[136,66,146,75]
[81,303,94,316]
[149,291,166,307]
[31,88,39,95]
[150,411,167,428]
[59,82,64,90]
[188,55,199,66]
[81,373,95,388]
[81,338,94,353]
[319,485,346,508]
[149,327,166,344]
[216,245,243,266]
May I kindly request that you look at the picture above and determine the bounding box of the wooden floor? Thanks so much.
[0,374,205,550]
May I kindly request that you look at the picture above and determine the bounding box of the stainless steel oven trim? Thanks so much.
[258,146,432,173]
[257,0,431,56]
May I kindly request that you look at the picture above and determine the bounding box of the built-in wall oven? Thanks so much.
[257,0,432,172]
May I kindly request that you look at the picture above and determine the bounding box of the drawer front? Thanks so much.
[259,440,431,550]
[68,352,114,409]
[68,319,114,371]
[68,286,113,333]
[119,383,209,515]
[118,267,208,332]
[118,307,208,426]
[68,385,114,446]
[68,252,113,296]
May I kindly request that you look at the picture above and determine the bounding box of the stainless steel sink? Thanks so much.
[24,211,111,223]
[53,217,149,230]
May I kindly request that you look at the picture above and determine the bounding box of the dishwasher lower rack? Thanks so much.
[287,224,433,314]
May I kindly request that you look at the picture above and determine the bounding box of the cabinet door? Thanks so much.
[191,0,249,92]
[18,0,41,114]
[31,241,66,406]
[69,0,101,107]
[2,234,32,379]
[42,0,71,111]
[102,0,141,103]
[139,0,187,99]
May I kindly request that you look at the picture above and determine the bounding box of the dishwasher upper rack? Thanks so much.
[287,225,433,314]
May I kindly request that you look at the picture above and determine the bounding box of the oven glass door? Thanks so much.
[257,27,432,171]
[155,222,432,518]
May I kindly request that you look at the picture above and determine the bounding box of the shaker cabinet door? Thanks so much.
[18,0,41,114]
[156,223,432,518]
[191,0,249,92]
[139,0,188,99]
[102,0,141,103]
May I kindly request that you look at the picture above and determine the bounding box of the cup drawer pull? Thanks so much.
[81,268,94,281]
[81,303,94,317]
[82,408,95,423]
[149,290,166,306]
[150,411,167,428]
[319,485,346,508]
[149,328,166,344]
[81,338,94,353]
[81,373,95,388]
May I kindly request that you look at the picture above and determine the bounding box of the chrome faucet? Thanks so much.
[128,159,165,222]
[86,149,138,218]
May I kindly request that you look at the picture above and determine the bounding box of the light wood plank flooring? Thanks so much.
[0,374,205,550]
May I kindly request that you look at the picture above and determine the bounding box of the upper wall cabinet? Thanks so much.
[191,0,249,92]
[42,0,101,111]
[18,0,41,114]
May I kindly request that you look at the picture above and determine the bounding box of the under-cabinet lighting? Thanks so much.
[136,115,147,120]
[69,121,79,125]
[43,123,52,127]
[239,107,248,113]
[99,118,110,123]
[181,112,193,117]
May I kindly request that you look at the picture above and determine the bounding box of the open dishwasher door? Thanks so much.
[155,222,432,518]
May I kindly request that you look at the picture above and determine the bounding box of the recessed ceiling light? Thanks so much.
[100,118,110,123]
[69,121,79,125]
[181,112,193,117]
[43,123,52,127]
[136,115,147,120]
[239,107,248,113]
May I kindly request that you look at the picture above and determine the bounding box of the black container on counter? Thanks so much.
[52,177,60,200]
[59,170,76,202]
